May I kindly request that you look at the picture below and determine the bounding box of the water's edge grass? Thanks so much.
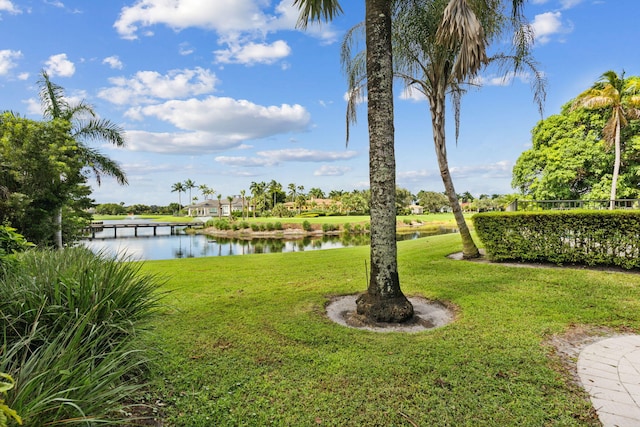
[139,233,635,426]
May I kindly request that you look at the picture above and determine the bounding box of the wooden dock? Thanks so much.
[85,222,199,238]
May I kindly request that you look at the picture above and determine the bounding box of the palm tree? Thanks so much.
[199,184,215,200]
[217,194,223,219]
[268,179,283,210]
[344,0,543,259]
[171,182,185,213]
[240,189,247,220]
[571,71,640,209]
[184,179,196,205]
[227,195,234,219]
[38,71,128,249]
[308,187,325,199]
[287,183,298,202]
[296,0,413,322]
[249,181,267,217]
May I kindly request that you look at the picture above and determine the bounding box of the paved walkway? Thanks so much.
[578,335,640,426]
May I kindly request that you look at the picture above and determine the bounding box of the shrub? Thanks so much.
[274,222,283,230]
[473,210,640,269]
[266,222,275,231]
[0,248,164,425]
[214,219,230,230]
[302,220,313,232]
[343,223,352,234]
[0,373,22,426]
[322,223,338,233]
[251,223,260,232]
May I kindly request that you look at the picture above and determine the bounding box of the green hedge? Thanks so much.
[472,210,640,269]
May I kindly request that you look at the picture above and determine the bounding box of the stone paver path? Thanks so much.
[578,335,640,427]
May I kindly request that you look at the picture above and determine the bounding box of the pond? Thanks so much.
[81,220,457,261]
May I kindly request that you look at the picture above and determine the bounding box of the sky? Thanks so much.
[1,0,638,206]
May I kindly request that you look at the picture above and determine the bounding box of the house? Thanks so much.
[187,197,248,217]
[409,204,424,215]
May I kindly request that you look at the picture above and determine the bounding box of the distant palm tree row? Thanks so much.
[169,179,379,217]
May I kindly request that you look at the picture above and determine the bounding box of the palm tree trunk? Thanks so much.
[610,120,622,210]
[429,89,479,259]
[55,207,63,250]
[356,0,413,323]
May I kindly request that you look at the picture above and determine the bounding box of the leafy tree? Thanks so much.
[0,113,90,246]
[417,190,449,213]
[395,186,414,214]
[571,71,640,208]
[95,203,127,215]
[297,0,413,322]
[38,71,127,248]
[512,106,611,200]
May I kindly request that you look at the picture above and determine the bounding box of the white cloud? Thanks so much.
[214,40,291,65]
[103,55,123,69]
[137,96,310,137]
[45,53,75,77]
[0,0,20,14]
[560,0,583,9]
[256,148,357,162]
[314,165,352,176]
[0,49,21,75]
[99,67,218,105]
[123,96,311,154]
[449,161,512,179]
[215,156,274,167]
[113,0,337,66]
[531,11,568,44]
[125,130,242,153]
[216,148,357,168]
[472,71,535,87]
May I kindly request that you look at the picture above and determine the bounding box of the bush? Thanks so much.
[0,225,34,269]
[266,222,275,231]
[473,210,640,269]
[274,222,283,230]
[0,248,164,425]
[214,219,231,230]
[343,223,352,234]
[322,223,338,233]
[250,223,260,232]
[302,220,313,232]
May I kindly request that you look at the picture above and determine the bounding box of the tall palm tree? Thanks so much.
[249,181,267,217]
[296,0,413,322]
[287,183,298,202]
[227,195,234,219]
[217,194,223,219]
[572,71,640,209]
[184,179,196,205]
[344,0,542,259]
[171,182,185,213]
[38,71,128,249]
[240,189,247,220]
[268,179,282,210]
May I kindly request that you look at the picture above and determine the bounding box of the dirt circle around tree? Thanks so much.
[326,295,454,333]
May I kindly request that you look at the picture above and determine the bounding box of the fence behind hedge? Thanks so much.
[472,210,640,269]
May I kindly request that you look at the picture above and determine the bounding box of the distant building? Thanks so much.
[187,197,248,217]
[283,197,341,212]
[409,204,424,215]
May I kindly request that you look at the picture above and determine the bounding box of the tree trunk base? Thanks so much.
[355,293,414,323]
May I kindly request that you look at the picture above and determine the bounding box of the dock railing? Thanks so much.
[506,199,640,212]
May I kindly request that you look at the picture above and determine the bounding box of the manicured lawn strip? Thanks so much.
[93,213,465,227]
[139,233,636,426]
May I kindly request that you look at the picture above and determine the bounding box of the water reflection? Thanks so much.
[81,224,457,261]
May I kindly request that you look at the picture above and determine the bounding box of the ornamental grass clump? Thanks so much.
[0,247,164,426]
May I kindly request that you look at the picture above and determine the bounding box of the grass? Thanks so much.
[139,233,640,426]
[92,213,463,227]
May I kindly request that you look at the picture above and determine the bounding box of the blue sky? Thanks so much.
[1,0,637,206]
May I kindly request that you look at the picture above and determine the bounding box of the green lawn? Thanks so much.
[139,233,634,426]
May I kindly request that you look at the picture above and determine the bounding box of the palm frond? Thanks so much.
[73,118,126,147]
[293,0,343,29]
[77,145,128,186]
[38,70,69,119]
[436,0,488,81]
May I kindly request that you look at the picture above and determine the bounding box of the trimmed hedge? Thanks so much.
[473,210,640,269]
